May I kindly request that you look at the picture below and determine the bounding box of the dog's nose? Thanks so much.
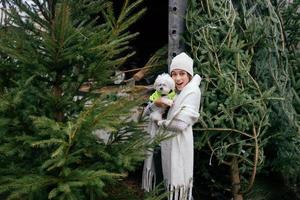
[159,87,163,91]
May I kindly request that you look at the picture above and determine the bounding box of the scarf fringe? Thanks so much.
[166,179,193,200]
[142,167,156,192]
[142,120,157,192]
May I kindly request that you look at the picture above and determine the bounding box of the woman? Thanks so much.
[156,52,201,200]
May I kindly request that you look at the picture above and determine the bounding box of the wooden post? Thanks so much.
[168,0,187,68]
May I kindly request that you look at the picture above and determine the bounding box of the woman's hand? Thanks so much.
[154,98,170,108]
[157,120,169,128]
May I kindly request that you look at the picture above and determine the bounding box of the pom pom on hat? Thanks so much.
[169,52,194,76]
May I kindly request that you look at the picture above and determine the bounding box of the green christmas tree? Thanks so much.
[0,0,156,199]
[185,0,300,199]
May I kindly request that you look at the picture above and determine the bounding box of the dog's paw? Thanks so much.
[150,112,162,122]
[161,98,173,107]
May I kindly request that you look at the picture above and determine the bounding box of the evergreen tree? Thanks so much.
[185,0,300,199]
[0,0,154,199]
[266,0,300,197]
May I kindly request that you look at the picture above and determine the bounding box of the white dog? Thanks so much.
[143,73,176,122]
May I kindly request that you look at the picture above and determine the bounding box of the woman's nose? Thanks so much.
[173,75,180,81]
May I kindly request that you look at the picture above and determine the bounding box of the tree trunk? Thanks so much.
[230,157,243,200]
[53,82,63,122]
[52,72,64,122]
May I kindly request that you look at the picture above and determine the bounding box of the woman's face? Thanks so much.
[171,69,190,91]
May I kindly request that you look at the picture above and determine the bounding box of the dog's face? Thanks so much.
[153,73,175,95]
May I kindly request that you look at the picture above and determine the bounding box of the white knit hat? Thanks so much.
[169,52,194,76]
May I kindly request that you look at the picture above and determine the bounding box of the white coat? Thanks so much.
[161,74,201,200]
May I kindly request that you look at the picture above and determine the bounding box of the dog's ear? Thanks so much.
[153,74,162,90]
[163,74,175,91]
[169,76,175,91]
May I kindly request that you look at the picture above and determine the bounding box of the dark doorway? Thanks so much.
[113,0,168,73]
[130,0,168,66]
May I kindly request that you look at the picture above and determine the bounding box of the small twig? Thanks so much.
[194,127,253,138]
[121,65,154,73]
[207,139,231,166]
